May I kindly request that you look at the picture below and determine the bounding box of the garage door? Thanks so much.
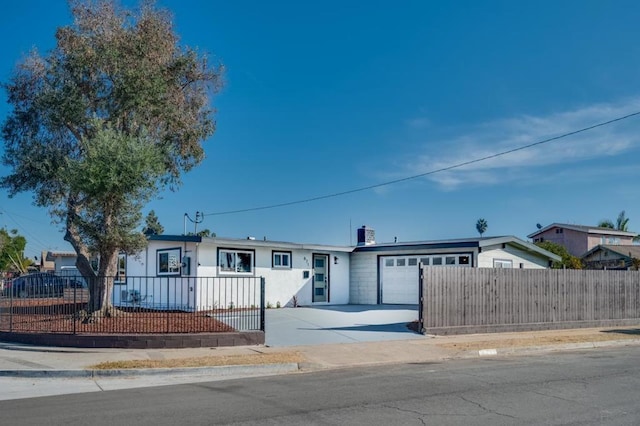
[380,254,473,304]
[381,256,419,304]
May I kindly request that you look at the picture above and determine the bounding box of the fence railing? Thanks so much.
[420,267,640,334]
[0,275,265,334]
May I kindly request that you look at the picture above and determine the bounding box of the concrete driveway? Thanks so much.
[265,304,421,347]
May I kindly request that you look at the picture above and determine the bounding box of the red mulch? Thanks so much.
[0,297,248,334]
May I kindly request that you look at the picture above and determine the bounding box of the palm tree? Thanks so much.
[476,218,488,237]
[616,210,629,231]
[598,210,630,231]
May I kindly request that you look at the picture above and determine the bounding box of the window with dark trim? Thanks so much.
[157,248,181,276]
[218,248,254,275]
[493,259,513,268]
[272,251,292,269]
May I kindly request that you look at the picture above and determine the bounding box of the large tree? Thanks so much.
[1,0,222,320]
[142,210,164,236]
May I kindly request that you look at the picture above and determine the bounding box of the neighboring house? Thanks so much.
[39,251,56,272]
[45,251,78,274]
[350,230,561,305]
[527,223,636,257]
[581,245,640,270]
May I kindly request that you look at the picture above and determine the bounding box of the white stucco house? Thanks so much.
[118,234,352,310]
[47,226,560,310]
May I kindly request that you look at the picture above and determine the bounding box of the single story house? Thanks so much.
[47,226,560,310]
[581,245,640,270]
[112,227,560,310]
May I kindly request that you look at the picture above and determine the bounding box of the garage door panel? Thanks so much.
[381,257,418,304]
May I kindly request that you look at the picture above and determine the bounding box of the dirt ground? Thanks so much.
[0,297,247,333]
[435,327,640,351]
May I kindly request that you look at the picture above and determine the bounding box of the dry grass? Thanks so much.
[90,351,305,370]
[437,330,640,351]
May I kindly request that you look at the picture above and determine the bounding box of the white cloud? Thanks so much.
[400,100,640,190]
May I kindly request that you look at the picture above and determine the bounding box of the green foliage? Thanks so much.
[1,0,222,313]
[0,228,31,272]
[598,210,630,231]
[616,211,630,232]
[598,220,615,229]
[476,218,488,237]
[535,241,583,269]
[143,210,164,236]
[187,228,215,237]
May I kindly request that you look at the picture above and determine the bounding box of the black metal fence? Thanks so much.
[0,275,265,334]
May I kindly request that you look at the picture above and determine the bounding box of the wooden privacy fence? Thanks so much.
[419,267,640,335]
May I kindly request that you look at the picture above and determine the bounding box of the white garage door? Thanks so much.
[381,256,419,304]
[380,254,473,304]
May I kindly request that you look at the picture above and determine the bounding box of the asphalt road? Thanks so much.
[2,346,640,425]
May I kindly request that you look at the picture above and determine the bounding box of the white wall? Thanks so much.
[124,239,351,310]
[478,244,550,269]
[197,243,350,307]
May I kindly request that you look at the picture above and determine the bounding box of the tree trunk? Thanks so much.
[64,205,122,321]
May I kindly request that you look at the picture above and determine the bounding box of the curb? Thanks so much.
[0,362,300,379]
[472,338,640,358]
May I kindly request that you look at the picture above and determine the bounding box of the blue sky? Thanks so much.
[2,0,640,259]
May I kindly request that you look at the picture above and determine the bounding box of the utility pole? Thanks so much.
[184,211,204,235]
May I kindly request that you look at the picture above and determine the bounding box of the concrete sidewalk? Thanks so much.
[0,326,639,401]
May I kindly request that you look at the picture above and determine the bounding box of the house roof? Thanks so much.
[148,234,561,260]
[352,235,562,262]
[527,223,637,239]
[582,244,640,260]
[150,234,353,252]
[201,236,354,253]
[147,234,202,243]
[45,251,77,261]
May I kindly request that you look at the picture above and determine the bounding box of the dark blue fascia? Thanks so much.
[147,235,202,243]
[353,241,480,252]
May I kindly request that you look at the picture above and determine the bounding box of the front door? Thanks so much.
[312,254,329,303]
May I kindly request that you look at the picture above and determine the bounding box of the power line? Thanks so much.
[204,110,640,217]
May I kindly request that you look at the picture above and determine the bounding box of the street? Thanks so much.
[2,346,639,425]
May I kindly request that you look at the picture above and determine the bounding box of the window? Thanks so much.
[493,259,513,269]
[420,258,430,266]
[385,258,394,267]
[408,258,418,266]
[115,253,126,284]
[157,248,181,276]
[459,256,470,265]
[432,257,443,265]
[396,258,406,267]
[219,249,254,274]
[445,256,456,265]
[555,228,563,234]
[273,251,292,269]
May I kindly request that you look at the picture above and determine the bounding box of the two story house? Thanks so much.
[527,223,637,257]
